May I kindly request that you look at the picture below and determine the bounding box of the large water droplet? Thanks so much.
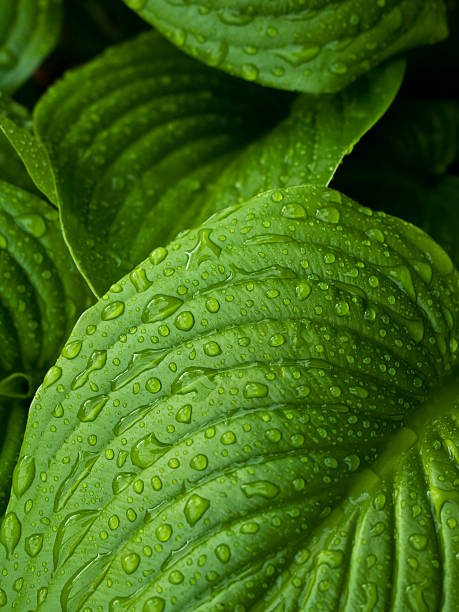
[12,455,35,498]
[78,394,109,422]
[131,433,170,469]
[241,480,280,499]
[184,494,210,526]
[142,294,183,324]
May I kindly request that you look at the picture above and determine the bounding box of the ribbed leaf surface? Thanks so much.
[123,0,447,93]
[20,32,404,296]
[0,0,62,92]
[1,185,457,611]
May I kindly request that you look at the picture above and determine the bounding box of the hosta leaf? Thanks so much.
[123,0,447,93]
[0,0,62,93]
[0,402,26,514]
[23,32,403,296]
[0,93,57,204]
[1,185,458,610]
[333,98,459,265]
[0,136,92,512]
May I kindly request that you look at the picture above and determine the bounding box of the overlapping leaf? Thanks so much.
[2,32,404,297]
[1,185,457,610]
[0,0,62,93]
[0,97,92,513]
[123,0,447,93]
[333,98,459,265]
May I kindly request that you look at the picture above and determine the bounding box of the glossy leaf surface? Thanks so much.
[26,32,403,296]
[123,0,447,93]
[0,0,62,93]
[1,185,458,610]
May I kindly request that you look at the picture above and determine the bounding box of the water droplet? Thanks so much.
[122,552,140,574]
[0,512,21,557]
[174,310,195,331]
[25,533,43,557]
[54,450,98,512]
[142,294,183,324]
[184,494,210,526]
[241,63,259,81]
[190,454,208,471]
[101,301,125,320]
[175,404,192,424]
[168,570,184,584]
[269,333,285,347]
[296,281,312,300]
[131,433,170,469]
[244,382,268,399]
[12,455,35,498]
[335,301,350,316]
[281,203,307,219]
[276,45,320,67]
[204,341,222,356]
[373,493,386,510]
[71,350,107,390]
[387,265,416,300]
[344,454,360,472]
[156,524,172,542]
[329,61,348,74]
[78,394,108,422]
[16,213,47,238]
[241,480,280,499]
[62,340,82,359]
[43,365,62,388]
[217,10,254,25]
[143,597,165,612]
[215,543,231,563]
[316,206,340,224]
[409,534,428,551]
[149,246,167,265]
[205,298,220,313]
[221,431,236,445]
[240,521,259,534]
[145,377,161,393]
[111,348,169,391]
[129,268,152,293]
[186,228,221,269]
[171,367,217,396]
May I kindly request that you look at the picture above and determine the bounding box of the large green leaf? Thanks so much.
[123,0,447,93]
[7,32,404,297]
[0,0,62,93]
[0,111,93,513]
[1,185,457,610]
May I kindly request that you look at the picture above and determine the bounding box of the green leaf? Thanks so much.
[0,0,63,93]
[0,93,57,204]
[0,178,92,394]
[333,98,459,265]
[26,32,403,297]
[1,185,458,610]
[0,401,26,515]
[123,0,447,93]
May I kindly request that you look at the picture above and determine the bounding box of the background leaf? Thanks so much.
[1,185,457,610]
[333,98,459,265]
[22,32,404,297]
[123,0,447,93]
[0,0,62,93]
[0,110,93,513]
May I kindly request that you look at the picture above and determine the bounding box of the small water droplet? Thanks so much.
[121,552,140,574]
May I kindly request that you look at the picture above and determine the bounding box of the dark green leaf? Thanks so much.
[0,93,57,204]
[0,0,62,93]
[123,0,447,93]
[24,32,403,296]
[1,185,457,610]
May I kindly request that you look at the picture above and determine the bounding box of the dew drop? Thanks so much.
[25,533,43,557]
[78,394,108,422]
[184,494,210,526]
[43,365,62,389]
[12,455,35,498]
[62,340,82,359]
[316,206,340,224]
[190,454,208,471]
[241,480,280,499]
[142,294,183,324]
[244,382,268,399]
[101,301,125,321]
[215,543,231,563]
[121,552,140,574]
[175,311,195,331]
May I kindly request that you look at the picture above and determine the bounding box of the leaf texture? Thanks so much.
[123,0,447,93]
[1,185,458,610]
[21,32,403,296]
[0,0,62,93]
